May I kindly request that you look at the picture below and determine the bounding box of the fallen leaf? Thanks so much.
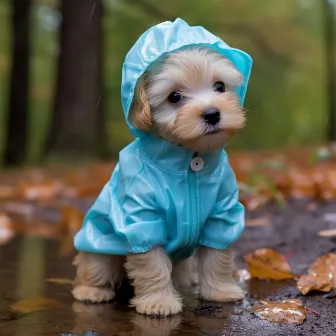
[251,299,306,324]
[60,205,85,233]
[244,248,296,280]
[316,170,336,201]
[18,180,63,201]
[240,194,270,212]
[0,214,15,245]
[283,169,315,199]
[59,232,75,256]
[4,202,35,217]
[46,278,73,285]
[317,229,336,237]
[246,217,270,227]
[10,297,63,314]
[305,202,317,212]
[0,185,16,200]
[297,253,336,295]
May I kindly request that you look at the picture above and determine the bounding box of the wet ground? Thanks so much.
[1,201,336,336]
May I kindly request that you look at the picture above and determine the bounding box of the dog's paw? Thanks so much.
[200,283,244,302]
[132,294,182,316]
[72,285,115,303]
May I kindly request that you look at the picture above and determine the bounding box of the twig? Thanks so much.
[306,307,320,315]
[285,250,296,259]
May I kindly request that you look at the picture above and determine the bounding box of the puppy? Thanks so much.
[133,47,245,151]
[73,47,245,316]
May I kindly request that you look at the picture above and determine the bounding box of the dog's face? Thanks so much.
[130,47,245,152]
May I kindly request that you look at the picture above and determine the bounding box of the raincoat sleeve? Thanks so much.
[117,166,167,253]
[198,155,245,250]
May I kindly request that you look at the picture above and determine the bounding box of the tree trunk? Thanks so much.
[324,0,336,141]
[4,0,31,166]
[45,0,108,159]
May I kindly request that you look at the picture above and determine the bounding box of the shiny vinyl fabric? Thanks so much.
[74,18,253,262]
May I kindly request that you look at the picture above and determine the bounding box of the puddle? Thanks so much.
[1,201,336,335]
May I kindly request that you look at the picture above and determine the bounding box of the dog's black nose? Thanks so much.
[203,108,220,125]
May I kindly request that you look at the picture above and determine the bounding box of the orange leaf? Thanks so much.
[10,297,63,314]
[18,180,63,201]
[297,253,336,295]
[0,185,16,200]
[246,217,270,227]
[60,205,85,233]
[251,299,306,324]
[46,278,73,285]
[244,248,296,280]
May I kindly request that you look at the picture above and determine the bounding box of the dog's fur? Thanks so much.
[73,47,245,316]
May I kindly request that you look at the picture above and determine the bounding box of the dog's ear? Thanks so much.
[129,79,152,131]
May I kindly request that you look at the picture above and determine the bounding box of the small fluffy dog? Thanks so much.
[73,47,245,316]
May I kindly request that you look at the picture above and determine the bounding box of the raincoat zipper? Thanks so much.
[188,153,198,245]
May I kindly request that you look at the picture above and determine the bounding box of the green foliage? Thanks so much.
[0,0,331,162]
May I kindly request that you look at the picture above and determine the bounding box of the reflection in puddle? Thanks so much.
[132,314,182,336]
[71,301,183,336]
[15,236,45,336]
[0,233,304,336]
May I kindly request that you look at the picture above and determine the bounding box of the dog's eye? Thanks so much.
[214,81,225,93]
[168,91,183,104]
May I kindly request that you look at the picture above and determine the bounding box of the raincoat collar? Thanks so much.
[141,134,222,173]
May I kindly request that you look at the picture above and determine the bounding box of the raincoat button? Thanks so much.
[191,157,204,172]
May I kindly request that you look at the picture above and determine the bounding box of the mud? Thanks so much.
[1,201,336,335]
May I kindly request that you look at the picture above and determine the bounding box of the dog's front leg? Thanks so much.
[125,247,182,316]
[72,252,124,303]
[198,246,244,302]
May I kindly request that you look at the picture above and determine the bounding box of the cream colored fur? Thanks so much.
[125,247,182,316]
[172,256,198,289]
[72,252,124,303]
[198,246,244,301]
[129,47,245,152]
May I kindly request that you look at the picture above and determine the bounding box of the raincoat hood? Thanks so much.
[122,18,252,138]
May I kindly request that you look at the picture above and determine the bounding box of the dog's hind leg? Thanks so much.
[125,247,182,316]
[172,256,198,289]
[197,246,244,302]
[72,252,124,303]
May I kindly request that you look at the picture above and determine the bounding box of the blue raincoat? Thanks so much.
[74,18,253,262]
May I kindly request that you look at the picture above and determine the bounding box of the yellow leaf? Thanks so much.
[10,297,63,314]
[46,278,73,285]
[244,248,296,280]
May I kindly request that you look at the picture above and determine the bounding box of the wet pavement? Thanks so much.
[1,201,336,336]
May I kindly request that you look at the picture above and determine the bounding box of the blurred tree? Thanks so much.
[4,0,31,166]
[323,0,336,141]
[45,0,108,160]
